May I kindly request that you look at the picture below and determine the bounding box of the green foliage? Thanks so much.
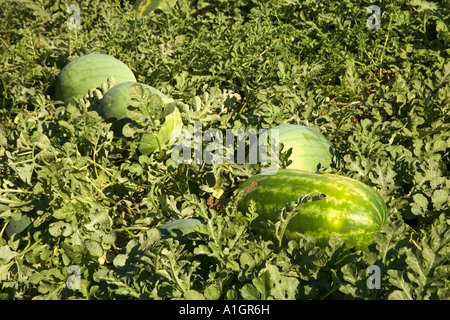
[0,0,449,300]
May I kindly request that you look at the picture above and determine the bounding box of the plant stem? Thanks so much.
[0,198,33,206]
[112,226,149,237]
[0,189,32,194]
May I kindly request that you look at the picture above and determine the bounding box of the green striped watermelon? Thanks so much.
[100,82,174,124]
[237,169,388,249]
[55,54,136,105]
[98,81,182,155]
[267,124,338,172]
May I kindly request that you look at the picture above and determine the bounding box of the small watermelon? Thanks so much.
[263,124,338,172]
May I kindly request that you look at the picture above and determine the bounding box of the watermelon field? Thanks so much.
[0,0,449,303]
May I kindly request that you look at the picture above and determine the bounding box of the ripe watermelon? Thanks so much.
[265,124,338,172]
[55,54,136,104]
[237,169,388,249]
[99,82,174,124]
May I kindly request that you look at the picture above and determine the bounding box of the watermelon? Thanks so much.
[99,82,174,124]
[55,54,136,104]
[237,169,388,249]
[253,124,338,172]
[98,82,181,154]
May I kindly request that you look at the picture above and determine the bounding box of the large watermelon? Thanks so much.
[237,169,388,249]
[55,54,136,104]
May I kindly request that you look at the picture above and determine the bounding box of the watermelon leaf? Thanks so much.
[133,0,177,16]
[138,106,183,155]
[264,192,327,248]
